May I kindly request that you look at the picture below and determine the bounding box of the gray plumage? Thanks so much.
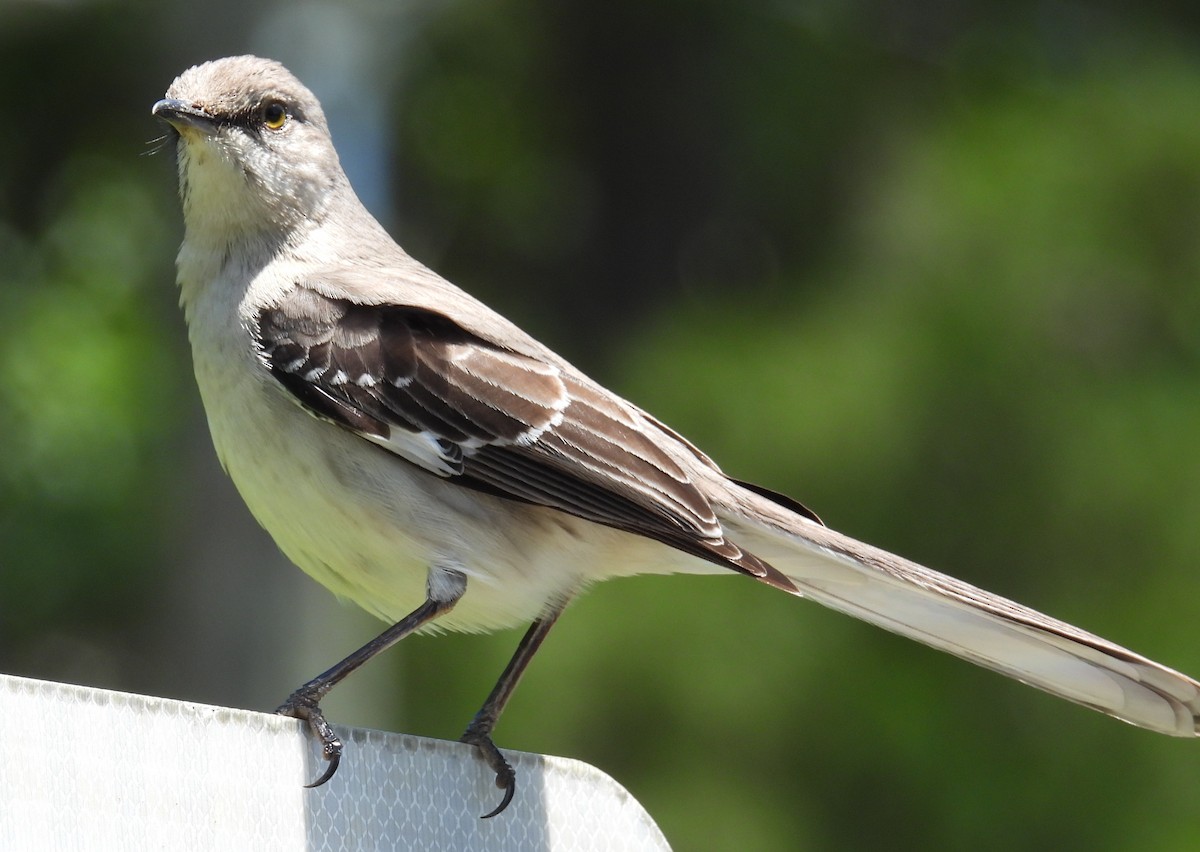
[156,55,1199,794]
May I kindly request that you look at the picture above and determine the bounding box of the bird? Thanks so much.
[153,55,1200,818]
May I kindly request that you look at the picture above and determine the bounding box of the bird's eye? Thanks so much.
[262,102,288,130]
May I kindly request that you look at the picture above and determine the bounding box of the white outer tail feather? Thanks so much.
[721,489,1200,737]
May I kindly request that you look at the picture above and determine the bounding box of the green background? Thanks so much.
[3,1,1199,848]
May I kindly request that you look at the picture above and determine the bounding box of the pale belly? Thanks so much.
[179,260,715,632]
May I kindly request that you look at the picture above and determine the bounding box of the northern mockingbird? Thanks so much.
[153,56,1200,817]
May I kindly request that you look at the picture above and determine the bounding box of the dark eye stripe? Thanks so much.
[216,99,303,132]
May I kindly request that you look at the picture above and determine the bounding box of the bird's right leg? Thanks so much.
[276,568,467,787]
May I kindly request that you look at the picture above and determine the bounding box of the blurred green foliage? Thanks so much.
[0,158,183,645]
[2,1,1200,850]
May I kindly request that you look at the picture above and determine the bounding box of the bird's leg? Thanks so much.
[277,569,466,787]
[461,600,566,818]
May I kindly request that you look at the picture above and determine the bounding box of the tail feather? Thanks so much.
[721,488,1200,737]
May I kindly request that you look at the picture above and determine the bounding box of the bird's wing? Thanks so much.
[254,281,795,588]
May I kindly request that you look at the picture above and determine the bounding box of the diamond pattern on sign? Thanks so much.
[0,673,671,851]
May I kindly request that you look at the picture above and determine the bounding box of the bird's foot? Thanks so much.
[277,688,343,788]
[461,722,516,818]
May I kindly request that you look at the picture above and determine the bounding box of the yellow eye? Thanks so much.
[263,102,288,130]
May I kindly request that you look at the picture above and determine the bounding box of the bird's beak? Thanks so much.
[152,98,217,134]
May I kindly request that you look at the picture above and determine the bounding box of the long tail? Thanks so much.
[719,484,1200,737]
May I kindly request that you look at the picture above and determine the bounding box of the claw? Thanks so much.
[304,747,341,789]
[480,780,516,820]
[277,690,344,788]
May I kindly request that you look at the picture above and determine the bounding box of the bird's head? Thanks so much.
[154,56,346,245]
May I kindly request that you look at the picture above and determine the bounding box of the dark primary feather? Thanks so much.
[256,284,797,591]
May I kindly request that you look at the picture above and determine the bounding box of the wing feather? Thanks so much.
[255,284,788,586]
